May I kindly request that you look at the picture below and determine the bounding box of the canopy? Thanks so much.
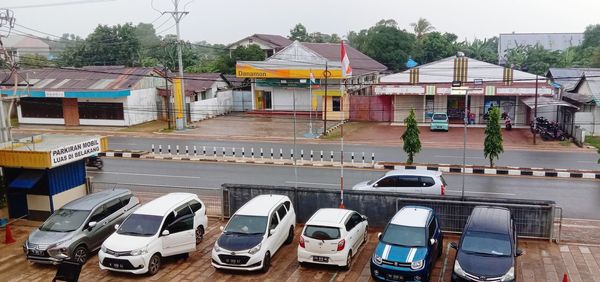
[521,96,578,109]
[9,170,45,189]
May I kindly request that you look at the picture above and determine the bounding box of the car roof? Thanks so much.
[63,189,131,210]
[385,169,442,177]
[306,208,352,227]
[466,206,512,234]
[235,194,289,217]
[134,193,196,216]
[390,206,432,227]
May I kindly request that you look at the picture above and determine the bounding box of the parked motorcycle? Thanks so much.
[504,116,513,131]
[85,156,104,169]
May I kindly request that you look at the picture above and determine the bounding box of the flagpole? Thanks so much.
[309,69,313,136]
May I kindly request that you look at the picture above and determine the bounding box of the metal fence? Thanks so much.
[90,181,223,218]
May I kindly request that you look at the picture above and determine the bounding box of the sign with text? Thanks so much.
[51,138,101,167]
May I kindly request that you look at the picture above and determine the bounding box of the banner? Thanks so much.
[236,63,344,79]
[173,78,184,119]
[51,138,101,167]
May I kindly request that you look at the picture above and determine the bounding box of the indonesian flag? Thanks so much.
[309,71,316,84]
[341,41,352,77]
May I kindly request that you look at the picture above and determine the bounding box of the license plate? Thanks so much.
[313,256,329,263]
[225,258,242,264]
[30,249,44,256]
[386,274,404,281]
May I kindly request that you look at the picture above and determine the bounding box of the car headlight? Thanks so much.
[453,260,467,277]
[101,245,107,253]
[129,248,148,256]
[372,253,382,265]
[411,259,424,270]
[213,243,221,252]
[248,243,261,255]
[500,267,515,281]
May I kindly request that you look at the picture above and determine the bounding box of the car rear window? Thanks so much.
[304,225,341,240]
[433,114,447,120]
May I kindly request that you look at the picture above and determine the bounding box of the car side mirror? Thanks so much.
[162,230,170,236]
[219,226,224,231]
[430,238,436,246]
[377,232,382,240]
[362,215,368,222]
[516,249,523,257]
[88,221,97,229]
[269,229,275,236]
[373,183,379,188]
[114,224,119,230]
[450,242,458,249]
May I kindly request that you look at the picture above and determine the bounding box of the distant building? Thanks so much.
[227,34,292,58]
[498,33,583,65]
[1,34,50,61]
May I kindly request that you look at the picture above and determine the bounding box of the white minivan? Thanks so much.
[352,169,446,195]
[212,194,296,272]
[99,193,208,275]
[298,208,368,270]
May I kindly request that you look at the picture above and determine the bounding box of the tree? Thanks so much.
[355,19,417,71]
[19,54,54,69]
[484,107,504,167]
[410,18,435,39]
[402,108,421,164]
[582,24,600,49]
[415,32,457,64]
[289,23,309,42]
[208,44,266,74]
[462,37,498,63]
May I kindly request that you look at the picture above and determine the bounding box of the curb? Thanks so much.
[382,163,600,179]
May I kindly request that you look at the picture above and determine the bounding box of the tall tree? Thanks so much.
[484,107,504,167]
[582,24,600,49]
[289,23,309,42]
[462,37,498,63]
[416,32,457,64]
[356,19,417,71]
[410,18,435,39]
[209,44,266,74]
[402,108,421,164]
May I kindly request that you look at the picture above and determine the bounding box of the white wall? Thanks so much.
[574,110,600,135]
[190,91,233,122]
[126,88,158,126]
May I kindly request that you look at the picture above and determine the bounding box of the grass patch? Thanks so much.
[585,136,600,150]
[321,122,370,140]
[120,120,169,132]
[10,117,18,128]
[559,140,572,146]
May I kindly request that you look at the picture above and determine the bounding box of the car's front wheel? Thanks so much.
[284,226,294,245]
[343,251,352,271]
[72,245,88,264]
[147,253,161,276]
[196,225,205,244]
[261,251,271,273]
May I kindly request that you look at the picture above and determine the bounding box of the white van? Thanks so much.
[212,194,296,272]
[99,193,208,275]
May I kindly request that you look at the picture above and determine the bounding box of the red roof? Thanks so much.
[302,42,387,75]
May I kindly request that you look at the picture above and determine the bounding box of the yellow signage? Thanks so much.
[312,89,343,96]
[236,63,344,79]
[173,78,184,119]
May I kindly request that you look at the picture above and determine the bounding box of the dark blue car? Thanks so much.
[370,206,443,282]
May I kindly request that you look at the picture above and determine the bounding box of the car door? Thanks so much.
[86,205,110,250]
[162,204,196,256]
[428,217,440,260]
[397,175,422,193]
[266,210,281,253]
[420,176,437,194]
[188,199,204,230]
[276,204,290,246]
[373,176,398,192]
[344,214,359,253]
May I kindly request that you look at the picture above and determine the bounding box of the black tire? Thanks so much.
[95,159,103,170]
[299,261,308,268]
[72,245,88,264]
[261,252,271,273]
[147,253,161,276]
[343,251,352,271]
[284,226,294,245]
[438,238,444,259]
[196,225,205,245]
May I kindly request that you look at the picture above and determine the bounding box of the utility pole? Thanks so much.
[0,9,16,143]
[323,62,329,135]
[161,0,188,130]
[533,76,539,145]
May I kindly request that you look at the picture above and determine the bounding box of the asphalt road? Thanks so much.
[88,158,600,220]
[104,136,600,170]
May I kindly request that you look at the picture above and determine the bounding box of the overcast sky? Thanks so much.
[3,0,600,44]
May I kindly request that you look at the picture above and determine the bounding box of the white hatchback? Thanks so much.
[352,169,446,195]
[212,194,296,272]
[98,193,208,275]
[298,208,368,270]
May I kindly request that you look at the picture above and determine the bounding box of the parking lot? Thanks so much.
[2,219,600,282]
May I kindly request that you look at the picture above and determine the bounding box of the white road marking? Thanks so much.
[446,189,516,196]
[434,155,486,160]
[88,171,205,180]
[285,181,339,187]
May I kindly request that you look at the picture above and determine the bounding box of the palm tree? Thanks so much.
[410,18,435,39]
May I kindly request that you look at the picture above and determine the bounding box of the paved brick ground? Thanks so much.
[2,220,600,282]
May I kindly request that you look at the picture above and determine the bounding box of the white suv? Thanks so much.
[352,169,446,195]
[298,208,368,270]
[99,193,208,275]
[212,194,296,272]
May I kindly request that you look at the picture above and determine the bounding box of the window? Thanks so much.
[345,213,363,231]
[89,207,108,223]
[332,96,341,112]
[169,215,194,234]
[174,204,193,219]
[118,214,162,237]
[120,195,132,207]
[376,176,396,187]
[304,225,341,240]
[189,200,202,213]
[225,215,267,234]
[40,209,90,232]
[269,212,279,230]
[428,218,438,239]
[283,201,291,211]
[397,175,421,187]
[104,198,122,216]
[421,177,436,187]
[461,230,512,256]
[276,205,287,220]
[78,102,124,120]
[20,98,63,118]
[381,225,426,247]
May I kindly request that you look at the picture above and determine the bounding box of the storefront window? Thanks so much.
[332,97,341,112]
[78,102,124,120]
[20,98,63,118]
[484,97,516,120]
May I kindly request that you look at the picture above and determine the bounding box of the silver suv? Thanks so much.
[23,189,140,264]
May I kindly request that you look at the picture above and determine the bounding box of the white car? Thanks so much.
[212,194,296,272]
[352,169,446,195]
[99,193,208,275]
[298,208,368,270]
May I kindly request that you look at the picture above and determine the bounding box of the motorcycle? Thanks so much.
[85,156,104,169]
[504,116,512,131]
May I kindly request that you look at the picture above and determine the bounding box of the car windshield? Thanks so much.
[117,214,163,237]
[433,114,447,120]
[367,173,386,185]
[381,224,426,247]
[304,225,341,240]
[461,230,512,257]
[224,215,268,235]
[39,209,90,232]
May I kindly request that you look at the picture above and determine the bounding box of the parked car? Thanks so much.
[370,206,443,282]
[430,113,449,131]
[450,206,522,282]
[99,193,208,275]
[212,194,296,273]
[23,189,139,264]
[352,169,446,195]
[298,208,368,270]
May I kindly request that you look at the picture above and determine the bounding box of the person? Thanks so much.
[469,112,476,124]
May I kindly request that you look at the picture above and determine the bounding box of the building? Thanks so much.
[498,33,583,65]
[375,55,563,126]
[228,34,292,58]
[1,34,51,61]
[236,41,386,121]
[0,66,163,127]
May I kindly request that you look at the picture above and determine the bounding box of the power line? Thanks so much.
[4,0,117,9]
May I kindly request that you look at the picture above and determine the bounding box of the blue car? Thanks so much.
[370,206,443,282]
